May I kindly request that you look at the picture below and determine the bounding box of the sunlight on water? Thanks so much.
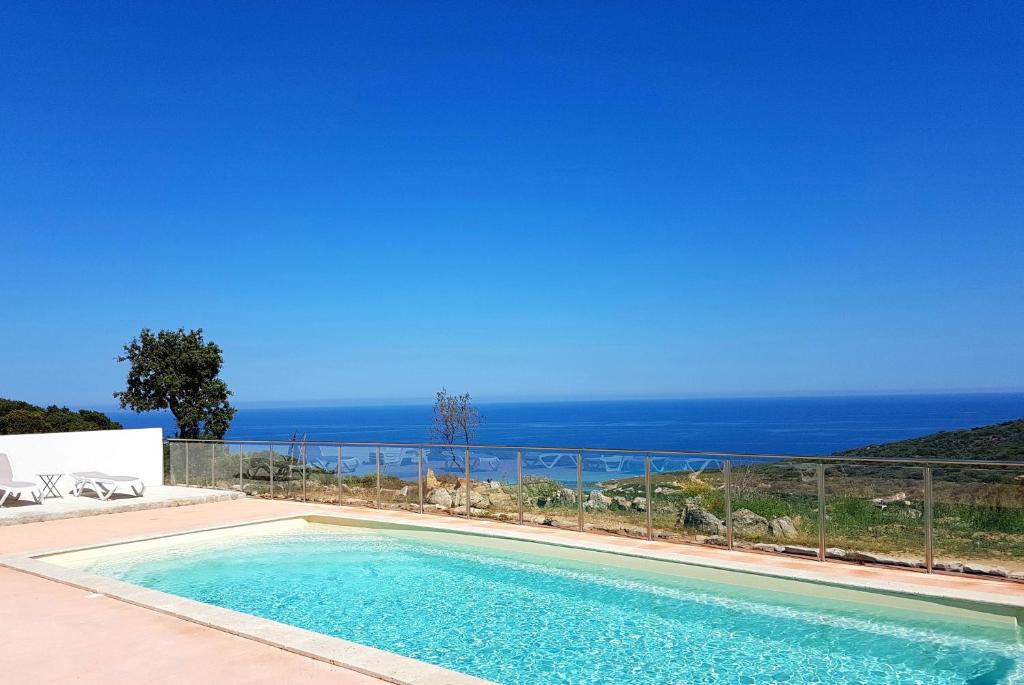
[80,529,1024,685]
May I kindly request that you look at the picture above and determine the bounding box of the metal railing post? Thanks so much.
[517,450,524,525]
[269,445,274,499]
[336,446,343,505]
[301,441,307,502]
[816,463,826,561]
[184,441,190,486]
[239,444,244,493]
[577,450,584,532]
[210,442,215,488]
[417,448,424,515]
[644,455,653,541]
[465,446,472,518]
[724,459,733,550]
[376,446,382,509]
[924,466,934,572]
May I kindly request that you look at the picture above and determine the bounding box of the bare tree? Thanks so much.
[431,388,480,470]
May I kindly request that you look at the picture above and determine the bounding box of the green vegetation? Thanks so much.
[836,418,1024,461]
[0,398,122,435]
[115,328,235,439]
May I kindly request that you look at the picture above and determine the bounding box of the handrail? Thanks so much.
[164,437,1024,468]
[167,436,1024,581]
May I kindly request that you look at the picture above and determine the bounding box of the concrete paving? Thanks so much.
[0,485,242,525]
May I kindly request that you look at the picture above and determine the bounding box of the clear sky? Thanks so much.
[2,2,1022,408]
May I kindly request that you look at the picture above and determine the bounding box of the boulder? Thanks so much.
[532,515,554,526]
[731,509,769,536]
[768,516,799,540]
[677,499,726,536]
[611,496,632,510]
[454,489,490,509]
[588,489,613,509]
[426,487,452,508]
[632,497,647,512]
[704,535,728,547]
[826,548,848,560]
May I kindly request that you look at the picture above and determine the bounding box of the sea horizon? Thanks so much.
[111,391,1024,457]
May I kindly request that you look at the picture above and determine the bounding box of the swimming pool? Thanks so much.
[49,517,1024,684]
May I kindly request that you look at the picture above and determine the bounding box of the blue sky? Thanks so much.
[2,2,1022,407]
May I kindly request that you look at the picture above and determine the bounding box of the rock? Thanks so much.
[934,561,964,573]
[612,496,632,510]
[1010,571,1024,581]
[753,543,786,553]
[396,486,409,498]
[425,469,441,490]
[454,489,490,509]
[677,499,726,536]
[426,487,452,508]
[704,535,728,547]
[845,551,924,568]
[487,491,514,508]
[964,564,1009,578]
[588,489,613,510]
[731,509,769,536]
[632,497,647,512]
[783,545,818,557]
[826,548,847,560]
[485,480,503,490]
[768,516,799,540]
[871,492,907,509]
[532,515,554,526]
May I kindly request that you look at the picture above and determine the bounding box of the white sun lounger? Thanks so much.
[0,453,42,507]
[70,471,145,500]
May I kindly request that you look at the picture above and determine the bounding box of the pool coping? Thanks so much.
[3,507,1023,684]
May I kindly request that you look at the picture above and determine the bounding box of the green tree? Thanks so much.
[114,328,236,439]
[0,399,122,435]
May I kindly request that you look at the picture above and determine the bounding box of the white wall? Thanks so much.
[0,428,163,489]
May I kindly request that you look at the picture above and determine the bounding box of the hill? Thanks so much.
[0,398,122,435]
[836,419,1024,461]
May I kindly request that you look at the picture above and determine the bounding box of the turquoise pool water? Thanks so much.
[77,526,1023,684]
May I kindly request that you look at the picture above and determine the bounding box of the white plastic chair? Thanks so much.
[0,453,42,507]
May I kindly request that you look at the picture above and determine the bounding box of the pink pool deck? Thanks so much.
[3,497,1023,684]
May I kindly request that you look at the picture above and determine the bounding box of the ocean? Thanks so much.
[110,393,1024,456]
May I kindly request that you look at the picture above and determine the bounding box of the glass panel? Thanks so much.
[932,465,1024,578]
[465,448,518,522]
[168,442,187,485]
[730,459,819,554]
[379,446,420,512]
[338,445,378,507]
[521,450,578,529]
[422,446,469,518]
[186,442,214,488]
[823,462,925,567]
[304,444,341,504]
[241,444,275,498]
[212,442,239,491]
[651,455,728,545]
[582,452,647,539]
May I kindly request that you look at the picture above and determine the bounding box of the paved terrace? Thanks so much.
[3,497,1024,684]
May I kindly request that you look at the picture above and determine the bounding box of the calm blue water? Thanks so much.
[113,393,1024,455]
[82,527,1023,684]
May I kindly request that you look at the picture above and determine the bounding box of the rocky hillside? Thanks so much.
[836,418,1024,461]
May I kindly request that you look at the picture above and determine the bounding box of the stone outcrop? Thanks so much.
[731,508,769,536]
[768,516,799,539]
[677,499,726,536]
[426,487,452,508]
[588,489,612,509]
